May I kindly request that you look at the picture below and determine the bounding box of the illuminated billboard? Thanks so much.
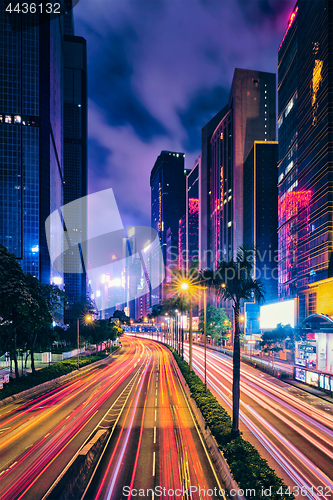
[259,299,296,329]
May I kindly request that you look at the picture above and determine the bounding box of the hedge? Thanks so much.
[0,351,110,400]
[170,348,293,500]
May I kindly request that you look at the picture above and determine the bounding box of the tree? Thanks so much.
[198,305,231,345]
[112,310,130,325]
[261,323,294,369]
[0,245,37,378]
[203,246,265,438]
[22,275,63,374]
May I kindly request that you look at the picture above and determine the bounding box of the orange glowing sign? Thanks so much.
[279,6,298,51]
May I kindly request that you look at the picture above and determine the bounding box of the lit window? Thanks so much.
[265,104,267,107]
[5,115,11,123]
[14,115,21,123]
[228,221,232,227]
[285,95,295,117]
[96,290,101,297]
[176,154,179,157]
[0,115,3,123]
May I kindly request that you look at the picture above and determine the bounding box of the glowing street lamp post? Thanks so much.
[203,286,207,392]
[77,314,92,370]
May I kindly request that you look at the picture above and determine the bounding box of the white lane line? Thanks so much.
[152,451,155,476]
[154,409,157,421]
[154,426,156,444]
[156,382,158,388]
[155,389,158,396]
[155,398,157,406]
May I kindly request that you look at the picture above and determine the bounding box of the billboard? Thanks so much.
[259,299,296,329]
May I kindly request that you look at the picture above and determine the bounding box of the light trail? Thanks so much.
[183,343,333,500]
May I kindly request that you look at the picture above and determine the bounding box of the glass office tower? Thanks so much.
[0,11,64,285]
[278,1,333,320]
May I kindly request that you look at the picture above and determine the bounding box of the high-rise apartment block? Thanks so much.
[277,0,333,320]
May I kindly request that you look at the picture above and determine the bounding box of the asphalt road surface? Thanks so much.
[0,337,224,500]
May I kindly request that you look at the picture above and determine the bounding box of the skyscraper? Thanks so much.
[0,11,64,285]
[243,141,278,301]
[277,0,333,320]
[200,68,276,269]
[63,14,88,319]
[150,150,186,303]
[186,158,200,270]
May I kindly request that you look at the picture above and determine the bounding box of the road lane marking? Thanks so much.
[155,398,157,406]
[155,389,157,396]
[152,451,155,476]
[154,409,157,421]
[154,426,156,443]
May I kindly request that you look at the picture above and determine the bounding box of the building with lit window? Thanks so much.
[150,150,186,303]
[0,11,66,286]
[243,141,279,301]
[200,68,276,269]
[277,0,333,321]
[0,6,87,318]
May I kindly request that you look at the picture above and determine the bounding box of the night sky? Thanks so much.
[74,0,295,229]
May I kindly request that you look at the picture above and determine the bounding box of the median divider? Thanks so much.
[47,429,108,500]
[167,347,293,500]
[170,350,245,500]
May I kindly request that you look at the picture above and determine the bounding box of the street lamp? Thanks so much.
[77,314,93,370]
[172,276,200,371]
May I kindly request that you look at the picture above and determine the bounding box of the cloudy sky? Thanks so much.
[73,0,295,229]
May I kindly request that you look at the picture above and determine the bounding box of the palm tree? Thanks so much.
[204,246,265,438]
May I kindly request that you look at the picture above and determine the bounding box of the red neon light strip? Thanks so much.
[278,6,298,51]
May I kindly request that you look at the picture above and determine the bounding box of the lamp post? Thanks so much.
[203,286,207,392]
[77,314,92,370]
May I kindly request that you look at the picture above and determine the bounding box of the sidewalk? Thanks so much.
[284,379,333,404]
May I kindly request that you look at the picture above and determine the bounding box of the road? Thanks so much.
[0,337,224,500]
[184,343,333,500]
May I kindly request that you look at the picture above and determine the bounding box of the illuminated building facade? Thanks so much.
[201,68,276,269]
[150,150,186,303]
[243,141,279,301]
[278,0,333,320]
